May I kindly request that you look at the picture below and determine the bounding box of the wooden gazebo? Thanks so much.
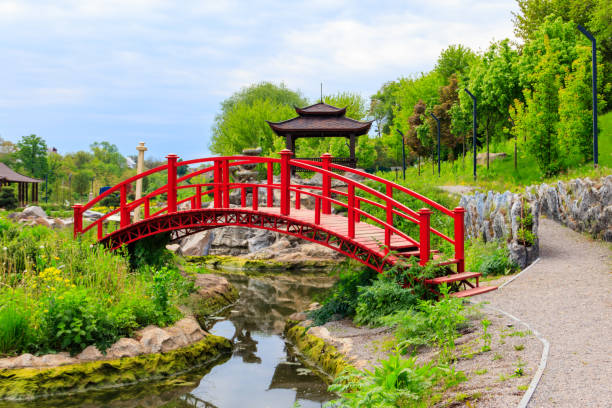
[0,163,42,206]
[267,102,372,168]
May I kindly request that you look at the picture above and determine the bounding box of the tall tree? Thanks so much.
[435,44,477,81]
[15,134,48,179]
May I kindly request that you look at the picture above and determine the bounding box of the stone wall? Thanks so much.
[459,190,540,269]
[525,175,612,242]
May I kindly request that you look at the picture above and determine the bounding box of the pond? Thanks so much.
[0,272,337,408]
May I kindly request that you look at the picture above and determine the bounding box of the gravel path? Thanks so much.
[480,218,612,407]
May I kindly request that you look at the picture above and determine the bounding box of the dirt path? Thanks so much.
[480,218,612,407]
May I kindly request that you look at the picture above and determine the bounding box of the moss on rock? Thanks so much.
[186,255,336,276]
[284,320,350,379]
[0,334,232,401]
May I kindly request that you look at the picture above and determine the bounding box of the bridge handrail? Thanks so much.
[73,150,464,271]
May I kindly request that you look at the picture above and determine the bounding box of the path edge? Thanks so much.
[498,258,541,290]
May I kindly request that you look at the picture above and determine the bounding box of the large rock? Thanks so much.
[76,345,103,361]
[180,230,214,256]
[82,210,104,220]
[21,206,46,218]
[135,326,172,354]
[476,152,507,165]
[247,229,277,253]
[106,338,145,359]
[40,352,78,367]
[173,317,206,343]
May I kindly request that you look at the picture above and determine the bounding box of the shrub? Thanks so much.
[308,263,378,326]
[354,278,418,326]
[0,188,18,210]
[466,240,518,276]
[128,232,174,270]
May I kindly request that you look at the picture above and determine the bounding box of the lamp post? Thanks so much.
[430,112,441,177]
[577,24,598,168]
[134,142,148,222]
[396,129,406,180]
[464,88,478,181]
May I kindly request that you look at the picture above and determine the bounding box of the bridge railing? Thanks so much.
[73,150,465,271]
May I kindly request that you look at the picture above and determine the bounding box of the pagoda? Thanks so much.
[266,102,372,168]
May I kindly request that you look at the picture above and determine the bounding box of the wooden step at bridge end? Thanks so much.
[450,286,497,298]
[425,271,481,285]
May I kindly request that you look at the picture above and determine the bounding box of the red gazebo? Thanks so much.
[267,102,372,168]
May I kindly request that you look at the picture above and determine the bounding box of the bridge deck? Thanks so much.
[243,206,417,254]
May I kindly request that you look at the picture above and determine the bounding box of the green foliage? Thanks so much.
[328,347,466,407]
[354,278,418,327]
[0,297,31,355]
[435,44,476,81]
[0,187,18,210]
[15,134,48,179]
[466,240,518,276]
[481,319,492,352]
[383,285,466,362]
[308,262,378,326]
[127,232,174,270]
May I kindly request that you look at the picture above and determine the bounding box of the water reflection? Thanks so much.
[0,272,336,408]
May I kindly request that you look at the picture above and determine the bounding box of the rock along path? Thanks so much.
[480,218,612,407]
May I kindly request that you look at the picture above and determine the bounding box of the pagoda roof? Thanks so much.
[0,163,42,183]
[267,102,372,137]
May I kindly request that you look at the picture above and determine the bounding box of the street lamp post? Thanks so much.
[430,112,441,177]
[396,129,406,180]
[577,24,598,168]
[464,88,478,181]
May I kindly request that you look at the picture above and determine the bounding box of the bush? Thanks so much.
[466,240,518,276]
[0,297,32,355]
[354,278,418,326]
[308,262,378,326]
[0,188,18,210]
[128,233,174,270]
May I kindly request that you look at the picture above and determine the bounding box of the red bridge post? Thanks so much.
[120,184,129,227]
[213,159,222,208]
[280,149,292,215]
[453,207,466,273]
[418,208,432,266]
[222,159,230,208]
[321,153,332,214]
[348,184,355,238]
[166,154,178,214]
[72,204,83,238]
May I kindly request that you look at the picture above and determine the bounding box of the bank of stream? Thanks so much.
[0,270,336,408]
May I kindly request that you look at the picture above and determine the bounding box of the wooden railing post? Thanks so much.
[295,189,301,209]
[453,207,466,273]
[384,185,393,249]
[418,208,432,266]
[72,204,83,239]
[213,159,222,208]
[195,186,202,209]
[280,149,292,216]
[166,154,179,213]
[348,184,355,238]
[222,159,230,208]
[144,198,150,218]
[120,184,129,227]
[267,162,274,207]
[355,198,361,223]
[321,153,332,214]
[252,186,258,211]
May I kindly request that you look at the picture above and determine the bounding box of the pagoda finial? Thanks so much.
[320,82,323,103]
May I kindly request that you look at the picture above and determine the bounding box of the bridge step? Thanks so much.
[397,249,440,257]
[450,286,497,298]
[425,271,481,285]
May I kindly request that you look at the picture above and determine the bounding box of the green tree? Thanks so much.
[520,37,563,176]
[15,134,48,179]
[73,169,95,197]
[426,75,462,161]
[435,44,477,81]
[211,82,306,156]
[369,81,400,136]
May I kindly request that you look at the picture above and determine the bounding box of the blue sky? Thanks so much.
[0,0,518,161]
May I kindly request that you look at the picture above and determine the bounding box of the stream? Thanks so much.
[0,271,337,408]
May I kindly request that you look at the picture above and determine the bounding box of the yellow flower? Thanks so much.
[54,257,60,261]
[50,287,56,291]
[44,309,48,313]
[58,296,64,300]
[71,284,76,288]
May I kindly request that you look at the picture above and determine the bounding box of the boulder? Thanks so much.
[135,326,172,354]
[173,317,206,343]
[476,152,507,165]
[21,206,46,218]
[76,345,103,361]
[106,338,145,359]
[180,230,214,256]
[11,353,42,368]
[40,352,78,367]
[166,243,180,253]
[82,210,104,220]
[161,327,190,352]
[33,217,52,228]
[247,229,277,253]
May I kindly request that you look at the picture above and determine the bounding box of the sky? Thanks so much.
[0,0,519,161]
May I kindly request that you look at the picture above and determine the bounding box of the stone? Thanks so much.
[178,201,192,211]
[136,326,171,353]
[11,353,42,368]
[161,327,190,352]
[247,229,277,253]
[173,317,206,343]
[76,345,103,361]
[40,352,78,367]
[166,243,180,253]
[106,338,145,359]
[82,210,104,220]
[21,206,46,218]
[180,230,214,256]
[476,152,507,165]
[242,147,262,156]
[288,312,307,321]
[195,274,234,300]
[33,216,52,228]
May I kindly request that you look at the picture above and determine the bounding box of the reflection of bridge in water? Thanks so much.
[74,151,496,297]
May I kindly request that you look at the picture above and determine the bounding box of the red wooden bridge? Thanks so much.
[73,150,496,298]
